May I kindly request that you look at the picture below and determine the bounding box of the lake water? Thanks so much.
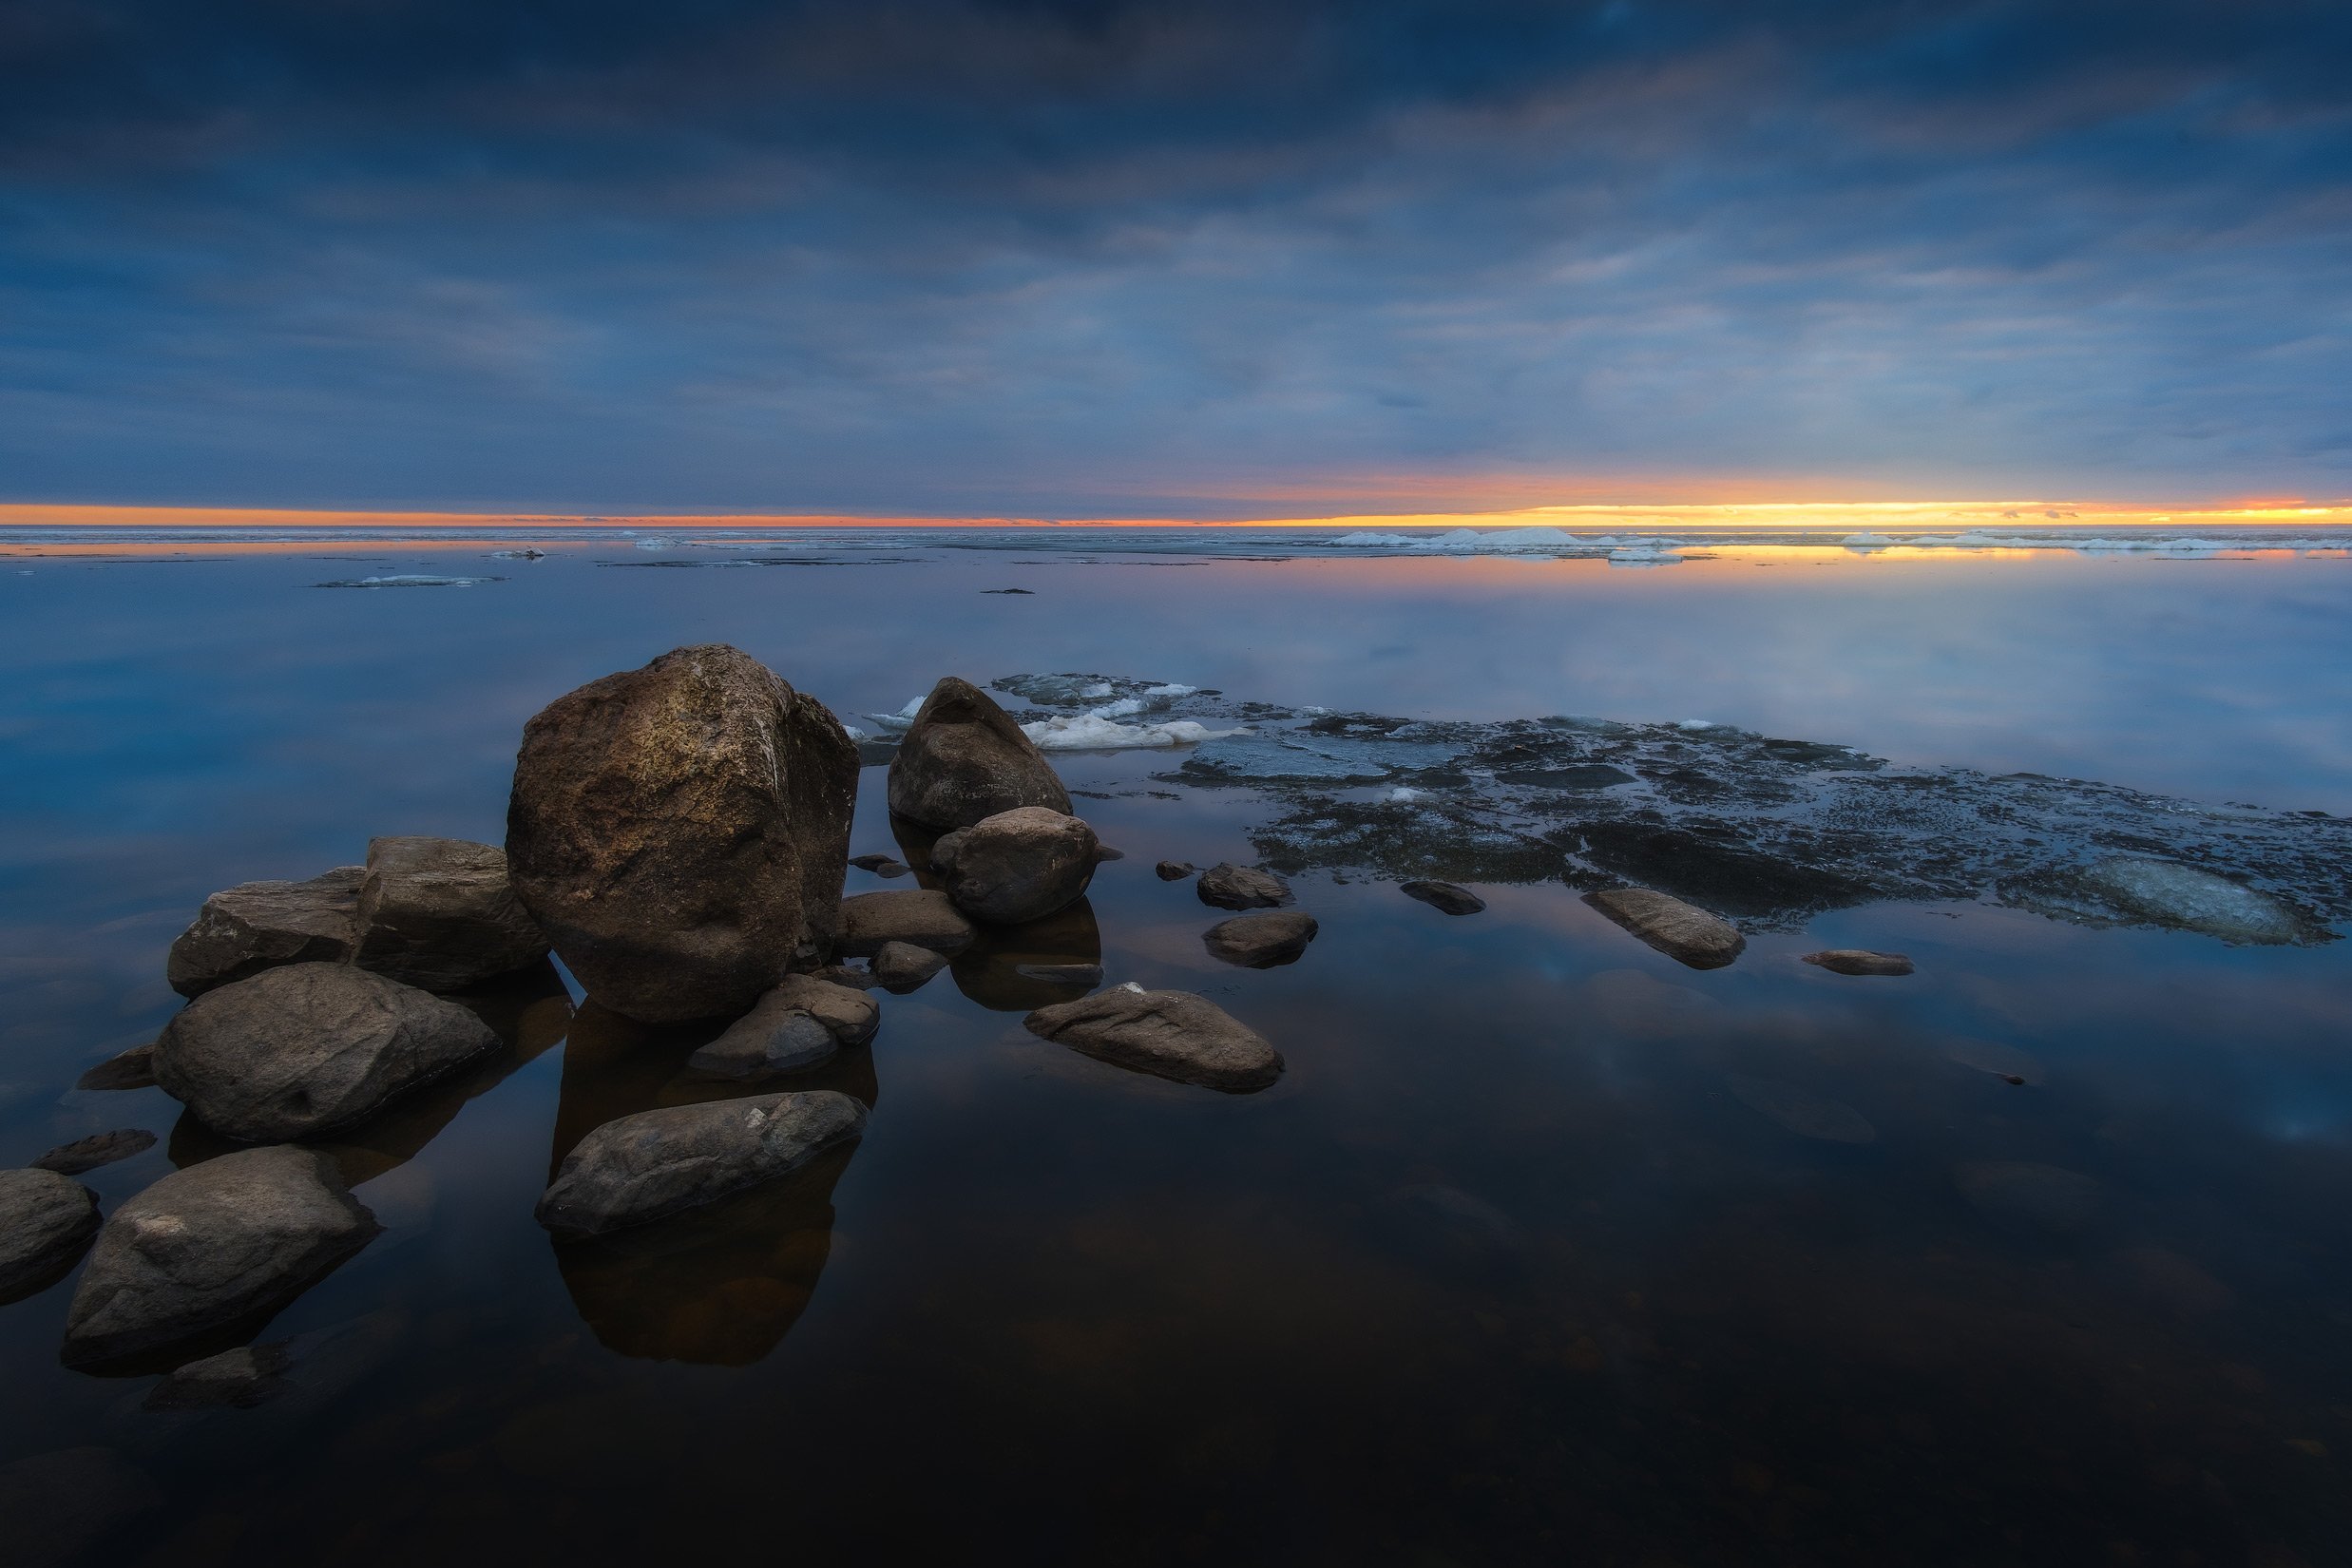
[3,532,2350,1565]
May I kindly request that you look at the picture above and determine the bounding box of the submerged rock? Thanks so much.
[1196,863,1291,910]
[686,976,875,1081]
[869,940,948,992]
[934,806,1100,925]
[154,963,501,1142]
[536,1091,868,1238]
[166,867,361,998]
[75,1044,158,1092]
[1025,985,1284,1092]
[1015,962,1105,987]
[1203,911,1320,968]
[1155,860,1196,881]
[848,853,909,878]
[836,889,977,958]
[1802,948,1914,976]
[0,1169,102,1302]
[143,1342,294,1410]
[888,677,1073,830]
[32,1130,156,1176]
[507,643,858,1023]
[2076,857,2308,945]
[1400,880,1485,916]
[1583,888,1746,969]
[351,836,548,991]
[62,1146,378,1368]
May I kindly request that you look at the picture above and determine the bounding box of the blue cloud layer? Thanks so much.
[3,1,2348,511]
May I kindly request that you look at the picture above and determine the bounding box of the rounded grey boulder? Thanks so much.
[0,1169,102,1302]
[154,962,501,1142]
[687,976,879,1081]
[536,1090,868,1238]
[1196,863,1291,910]
[1203,911,1320,968]
[62,1146,378,1368]
[352,836,549,991]
[934,806,1100,925]
[166,867,361,998]
[506,644,858,1023]
[886,677,1072,831]
[1583,888,1746,969]
[1024,985,1285,1093]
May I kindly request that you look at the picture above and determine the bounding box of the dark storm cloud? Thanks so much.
[2,1,2348,510]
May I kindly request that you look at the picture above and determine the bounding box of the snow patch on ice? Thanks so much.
[1021,714,1246,752]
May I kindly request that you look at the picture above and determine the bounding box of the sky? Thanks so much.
[3,0,2349,519]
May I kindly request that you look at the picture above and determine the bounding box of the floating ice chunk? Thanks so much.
[315,575,498,588]
[1143,683,1197,698]
[866,697,925,733]
[1387,786,1428,803]
[840,722,870,742]
[1021,715,1245,752]
[2079,857,2306,945]
[488,547,548,560]
[1091,698,1144,719]
[1842,532,1898,549]
[634,537,676,550]
[1080,681,1115,699]
[1330,531,1421,547]
[1675,719,1716,731]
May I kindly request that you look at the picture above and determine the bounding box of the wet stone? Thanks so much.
[849,853,909,878]
[75,1045,158,1092]
[537,1091,868,1239]
[1203,911,1320,968]
[31,1130,156,1176]
[1155,860,1196,881]
[1400,880,1485,916]
[1197,863,1292,910]
[166,867,362,999]
[1025,985,1284,1093]
[1802,948,1915,976]
[869,941,949,992]
[836,889,977,958]
[0,1169,103,1302]
[1584,888,1747,969]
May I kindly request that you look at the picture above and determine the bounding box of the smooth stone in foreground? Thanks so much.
[506,643,858,1022]
[32,1130,156,1176]
[869,940,948,992]
[153,962,501,1142]
[62,1146,378,1368]
[1803,948,1914,976]
[934,806,1100,925]
[1025,985,1284,1093]
[351,835,549,991]
[1203,910,1320,968]
[536,1091,868,1238]
[1583,888,1746,969]
[1196,863,1291,910]
[686,976,877,1081]
[0,1169,103,1301]
[836,889,977,958]
[1401,880,1485,916]
[887,676,1074,831]
[166,867,361,998]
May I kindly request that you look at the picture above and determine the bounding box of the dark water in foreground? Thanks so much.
[3,541,2351,1565]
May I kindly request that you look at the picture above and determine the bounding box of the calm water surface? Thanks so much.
[3,541,2350,1565]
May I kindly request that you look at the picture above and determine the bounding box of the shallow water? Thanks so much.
[3,538,2350,1565]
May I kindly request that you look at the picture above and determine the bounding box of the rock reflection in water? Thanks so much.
[545,1000,876,1366]
[951,898,1101,1011]
[165,959,575,1184]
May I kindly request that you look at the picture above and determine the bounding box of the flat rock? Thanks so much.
[1583,888,1746,969]
[687,976,877,1081]
[1155,860,1196,881]
[837,889,977,958]
[849,853,909,877]
[507,643,858,1022]
[62,1146,378,1368]
[536,1091,868,1238]
[1196,863,1291,910]
[0,1169,103,1301]
[887,677,1073,830]
[1203,911,1320,968]
[0,1447,162,1568]
[166,866,361,998]
[1025,985,1284,1093]
[1401,880,1485,915]
[869,940,948,992]
[352,836,548,991]
[934,806,1100,925]
[1015,962,1104,986]
[143,1342,294,1410]
[154,962,502,1142]
[1803,948,1914,976]
[75,1044,157,1092]
[32,1130,156,1176]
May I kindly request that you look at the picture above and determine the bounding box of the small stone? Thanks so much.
[933,806,1100,925]
[536,1091,868,1238]
[166,867,361,998]
[1203,911,1320,968]
[836,889,977,958]
[849,853,910,877]
[1196,863,1291,910]
[1400,880,1484,915]
[869,941,948,992]
[1024,986,1284,1093]
[0,1169,102,1301]
[1155,861,1196,881]
[1802,948,1914,977]
[75,1044,157,1092]
[1583,888,1745,969]
[31,1130,156,1176]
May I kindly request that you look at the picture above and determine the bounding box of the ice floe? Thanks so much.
[314,575,502,588]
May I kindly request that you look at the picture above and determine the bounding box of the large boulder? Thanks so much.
[153,962,501,1142]
[886,677,1072,831]
[1583,888,1746,969]
[0,1169,102,1302]
[836,889,976,958]
[166,868,361,998]
[506,644,859,1022]
[1024,985,1284,1093]
[686,976,878,1082]
[62,1146,378,1368]
[352,836,548,991]
[1203,910,1319,968]
[1196,863,1291,910]
[536,1091,868,1238]
[933,807,1100,925]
